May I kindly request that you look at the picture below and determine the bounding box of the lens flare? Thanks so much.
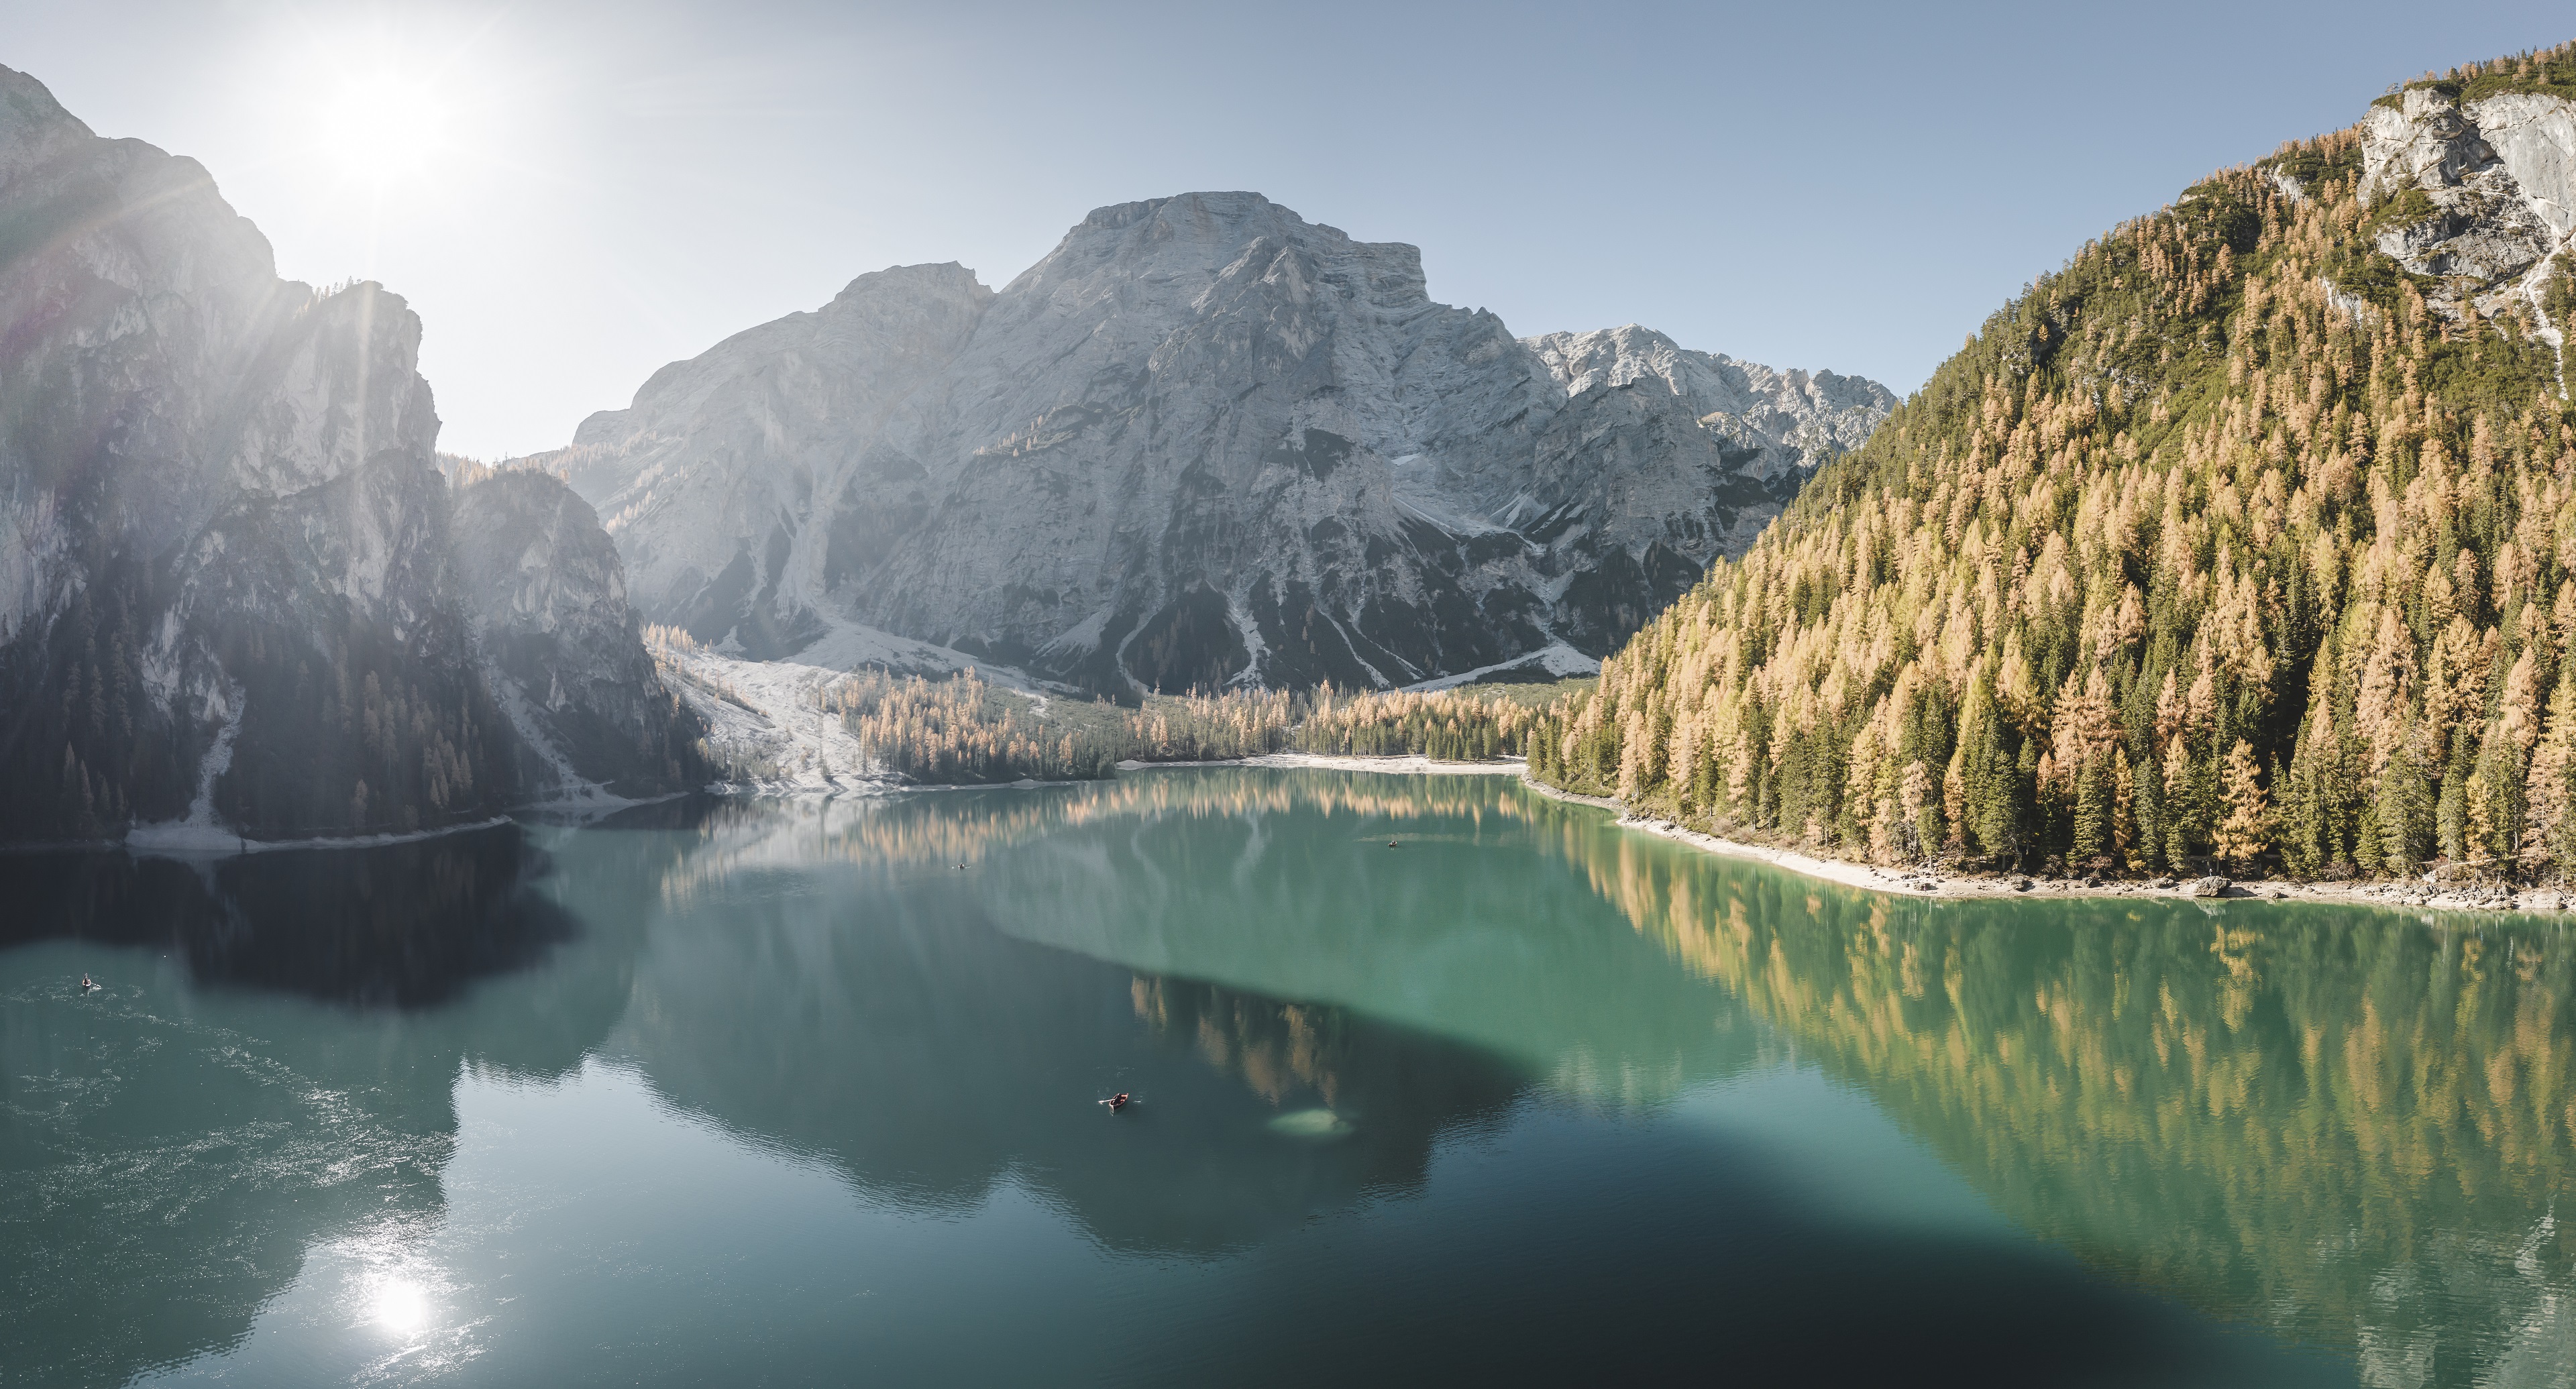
[313,72,455,186]
[370,1276,432,1334]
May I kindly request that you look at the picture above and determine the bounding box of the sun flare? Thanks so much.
[311,72,455,187]
[370,1276,432,1335]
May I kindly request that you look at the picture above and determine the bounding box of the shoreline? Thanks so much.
[36,755,2565,917]
[123,814,518,858]
[13,789,685,860]
[884,755,2576,918]
[1509,773,2573,920]
[729,751,1535,798]
[1130,753,1529,776]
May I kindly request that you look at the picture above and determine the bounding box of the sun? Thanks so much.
[369,1274,433,1335]
[311,71,457,188]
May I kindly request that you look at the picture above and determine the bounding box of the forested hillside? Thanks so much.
[1532,43,2576,881]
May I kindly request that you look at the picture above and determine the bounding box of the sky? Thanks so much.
[5,1,2573,459]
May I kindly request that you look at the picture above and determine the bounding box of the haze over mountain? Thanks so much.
[0,64,700,844]
[532,192,1892,696]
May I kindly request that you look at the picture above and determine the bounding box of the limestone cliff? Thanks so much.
[449,467,708,798]
[2354,83,2576,337]
[539,193,1893,694]
[0,65,694,842]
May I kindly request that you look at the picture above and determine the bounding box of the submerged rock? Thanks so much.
[1267,1108,1355,1141]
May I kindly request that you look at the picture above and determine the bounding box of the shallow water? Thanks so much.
[3,769,2567,1385]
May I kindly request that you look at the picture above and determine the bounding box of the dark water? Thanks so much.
[2,769,2567,1386]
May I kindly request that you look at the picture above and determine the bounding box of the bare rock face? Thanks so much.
[0,66,694,842]
[2357,87,2576,321]
[0,64,522,841]
[541,192,1894,694]
[551,263,994,659]
[449,467,708,798]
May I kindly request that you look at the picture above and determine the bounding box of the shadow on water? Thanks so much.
[608,862,1532,1256]
[23,769,2562,1383]
[584,775,2347,1386]
[595,774,1773,1258]
[0,824,661,1386]
[0,825,576,1007]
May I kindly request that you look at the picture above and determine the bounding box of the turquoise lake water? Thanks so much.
[6,767,2569,1385]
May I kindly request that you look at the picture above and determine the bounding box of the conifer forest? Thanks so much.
[1531,47,2576,884]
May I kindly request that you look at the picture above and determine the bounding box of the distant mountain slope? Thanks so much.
[1534,42,2576,881]
[0,65,700,843]
[533,193,1892,694]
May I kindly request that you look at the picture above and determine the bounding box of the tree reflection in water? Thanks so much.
[1570,825,2576,1385]
[11,771,2567,1384]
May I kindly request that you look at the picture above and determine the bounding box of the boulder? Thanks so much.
[2188,876,2230,898]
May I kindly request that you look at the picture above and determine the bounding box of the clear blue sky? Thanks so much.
[5,1,2571,458]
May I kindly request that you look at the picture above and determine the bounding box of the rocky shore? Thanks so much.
[1510,774,2574,919]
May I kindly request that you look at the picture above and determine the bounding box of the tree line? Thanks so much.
[1531,43,2576,882]
[808,669,1553,786]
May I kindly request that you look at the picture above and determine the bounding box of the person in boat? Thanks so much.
[1106,1092,1130,1112]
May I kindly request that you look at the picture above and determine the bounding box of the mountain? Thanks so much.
[1533,42,2576,882]
[449,464,706,798]
[0,66,700,844]
[535,193,1892,695]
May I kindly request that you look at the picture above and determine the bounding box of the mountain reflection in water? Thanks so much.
[1,827,621,1385]
[5,769,2567,1384]
[0,824,573,1006]
[610,836,1529,1254]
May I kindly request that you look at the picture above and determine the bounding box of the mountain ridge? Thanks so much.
[532,190,1894,696]
[0,64,703,844]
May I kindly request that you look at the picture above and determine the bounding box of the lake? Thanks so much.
[3,768,2567,1386]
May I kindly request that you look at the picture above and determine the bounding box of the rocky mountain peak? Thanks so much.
[0,64,698,844]
[1038,191,1432,307]
[826,259,991,313]
[533,191,1894,693]
[0,62,93,182]
[1526,325,1896,462]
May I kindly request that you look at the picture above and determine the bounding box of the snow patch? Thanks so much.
[1403,643,1599,692]
[1227,596,1269,685]
[788,615,1022,682]
[1036,609,1113,661]
[127,685,246,852]
[661,644,899,795]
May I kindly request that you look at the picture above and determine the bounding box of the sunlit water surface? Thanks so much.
[5,769,2571,1386]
